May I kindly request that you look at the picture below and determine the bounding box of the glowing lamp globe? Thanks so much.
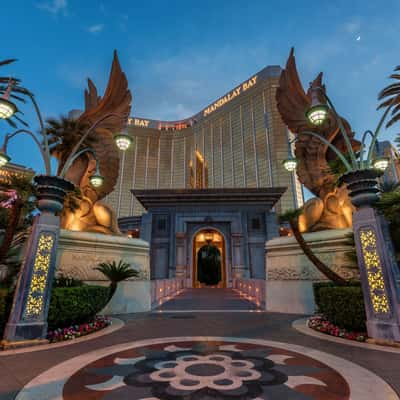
[283,157,298,172]
[0,98,17,119]
[89,174,104,188]
[306,104,329,126]
[0,152,10,167]
[373,157,389,172]
[114,133,132,151]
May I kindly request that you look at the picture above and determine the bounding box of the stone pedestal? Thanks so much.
[55,230,151,315]
[4,175,74,342]
[352,207,400,341]
[4,214,61,340]
[56,229,150,281]
[265,228,358,314]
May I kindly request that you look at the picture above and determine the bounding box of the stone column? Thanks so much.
[175,232,187,279]
[231,233,246,278]
[4,175,73,343]
[352,207,400,341]
[342,169,400,341]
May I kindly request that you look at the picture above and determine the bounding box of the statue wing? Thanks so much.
[276,48,359,198]
[75,50,132,200]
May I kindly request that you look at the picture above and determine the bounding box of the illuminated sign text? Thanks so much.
[128,118,150,127]
[203,75,258,117]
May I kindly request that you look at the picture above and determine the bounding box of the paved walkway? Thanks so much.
[1,310,400,399]
[156,288,261,311]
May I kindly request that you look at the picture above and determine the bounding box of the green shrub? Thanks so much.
[48,286,110,330]
[315,285,366,331]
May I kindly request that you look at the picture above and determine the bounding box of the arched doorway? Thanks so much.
[193,229,226,288]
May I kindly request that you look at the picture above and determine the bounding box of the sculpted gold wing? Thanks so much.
[64,50,132,202]
[276,48,360,232]
[62,51,132,234]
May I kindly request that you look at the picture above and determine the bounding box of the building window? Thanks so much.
[157,218,167,231]
[251,218,261,230]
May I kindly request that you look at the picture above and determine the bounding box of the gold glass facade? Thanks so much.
[105,66,303,217]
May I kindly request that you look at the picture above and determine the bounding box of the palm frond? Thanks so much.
[94,260,139,284]
[377,65,400,128]
[0,59,17,67]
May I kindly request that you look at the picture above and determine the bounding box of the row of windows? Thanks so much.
[106,79,303,217]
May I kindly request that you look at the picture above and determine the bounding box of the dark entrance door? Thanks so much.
[197,244,222,286]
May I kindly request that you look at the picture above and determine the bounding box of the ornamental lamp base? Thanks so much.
[4,320,48,342]
[366,319,400,343]
[1,338,49,351]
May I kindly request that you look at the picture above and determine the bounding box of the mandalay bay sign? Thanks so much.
[203,75,258,117]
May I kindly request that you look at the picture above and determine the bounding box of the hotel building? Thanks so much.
[105,65,304,219]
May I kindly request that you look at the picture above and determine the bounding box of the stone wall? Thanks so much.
[56,229,150,281]
[265,228,358,314]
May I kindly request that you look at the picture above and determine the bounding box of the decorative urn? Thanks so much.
[340,169,381,208]
[34,175,75,214]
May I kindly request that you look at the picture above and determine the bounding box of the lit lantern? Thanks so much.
[204,231,214,242]
[89,174,104,187]
[306,104,329,126]
[283,157,298,172]
[0,151,10,167]
[114,133,132,151]
[373,157,389,172]
[0,98,17,119]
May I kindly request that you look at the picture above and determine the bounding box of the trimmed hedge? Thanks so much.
[314,283,366,331]
[0,286,110,334]
[48,286,110,330]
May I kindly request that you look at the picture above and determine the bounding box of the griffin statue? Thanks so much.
[276,48,360,232]
[52,51,131,235]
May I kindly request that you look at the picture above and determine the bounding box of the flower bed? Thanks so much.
[308,315,367,342]
[47,316,111,343]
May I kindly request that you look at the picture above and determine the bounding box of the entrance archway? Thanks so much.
[193,229,226,288]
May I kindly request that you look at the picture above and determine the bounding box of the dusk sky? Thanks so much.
[2,0,400,173]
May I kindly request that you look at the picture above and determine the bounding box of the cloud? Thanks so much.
[36,0,67,15]
[87,24,105,34]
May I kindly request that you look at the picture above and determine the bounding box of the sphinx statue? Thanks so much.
[276,48,360,232]
[52,51,132,235]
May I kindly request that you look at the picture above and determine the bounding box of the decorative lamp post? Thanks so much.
[0,90,121,344]
[285,83,400,342]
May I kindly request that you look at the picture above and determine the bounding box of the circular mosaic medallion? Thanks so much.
[15,337,399,400]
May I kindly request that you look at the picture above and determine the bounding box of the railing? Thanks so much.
[151,278,187,309]
[232,278,265,309]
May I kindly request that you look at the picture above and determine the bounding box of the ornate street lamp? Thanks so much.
[0,95,124,344]
[284,83,400,341]
[114,132,132,151]
[306,85,329,126]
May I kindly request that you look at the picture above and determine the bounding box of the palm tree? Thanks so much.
[0,58,32,128]
[378,65,400,128]
[280,209,347,285]
[95,260,139,300]
[44,115,96,174]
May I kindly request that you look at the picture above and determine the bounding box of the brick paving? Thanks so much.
[0,289,399,399]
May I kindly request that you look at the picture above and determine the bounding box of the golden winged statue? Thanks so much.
[53,51,131,234]
[276,48,360,232]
